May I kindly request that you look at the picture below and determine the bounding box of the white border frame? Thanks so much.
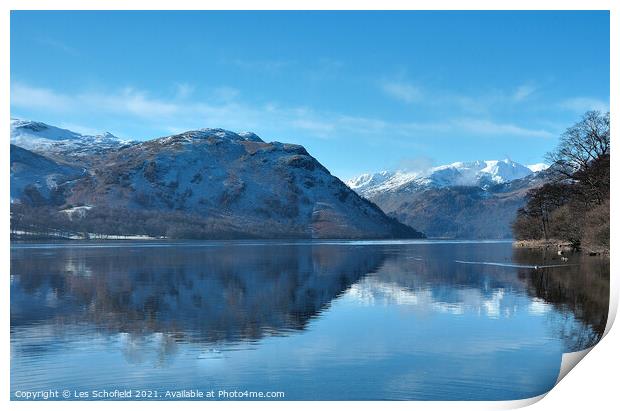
[1,2,617,410]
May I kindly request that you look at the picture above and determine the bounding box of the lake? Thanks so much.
[10,240,609,400]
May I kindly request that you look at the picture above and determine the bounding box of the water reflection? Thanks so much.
[513,248,609,350]
[11,244,385,344]
[10,241,610,400]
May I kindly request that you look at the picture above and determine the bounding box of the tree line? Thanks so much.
[10,203,258,240]
[512,111,610,251]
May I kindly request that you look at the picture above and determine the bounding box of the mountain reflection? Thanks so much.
[11,243,386,345]
[348,243,608,351]
[11,241,609,357]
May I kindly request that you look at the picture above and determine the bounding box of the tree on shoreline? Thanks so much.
[513,111,610,251]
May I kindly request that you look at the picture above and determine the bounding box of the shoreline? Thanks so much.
[513,239,609,255]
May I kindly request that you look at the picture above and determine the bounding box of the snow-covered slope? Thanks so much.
[10,118,133,163]
[347,159,540,197]
[346,159,553,239]
[10,144,85,205]
[57,128,423,239]
[527,163,550,173]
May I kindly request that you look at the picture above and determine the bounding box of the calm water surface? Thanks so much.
[10,240,609,400]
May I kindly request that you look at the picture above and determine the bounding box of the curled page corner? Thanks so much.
[505,392,548,409]
[602,282,618,339]
[555,347,594,386]
[550,271,618,395]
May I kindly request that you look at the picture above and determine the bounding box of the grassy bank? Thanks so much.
[513,239,609,255]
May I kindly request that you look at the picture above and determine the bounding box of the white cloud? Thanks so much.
[11,83,73,111]
[11,83,178,118]
[11,82,555,142]
[36,37,79,56]
[112,88,179,118]
[381,81,423,103]
[212,86,240,102]
[227,58,292,73]
[513,84,536,101]
[290,119,335,137]
[454,118,553,138]
[57,122,103,136]
[174,83,194,100]
[559,97,609,113]
[381,80,539,112]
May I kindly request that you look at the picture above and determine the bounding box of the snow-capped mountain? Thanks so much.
[10,118,133,164]
[10,121,424,239]
[526,163,550,173]
[346,159,553,239]
[347,159,544,197]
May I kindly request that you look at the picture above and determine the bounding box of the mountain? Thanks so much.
[10,144,85,206]
[347,159,539,197]
[347,160,552,239]
[10,121,424,240]
[527,163,550,173]
[10,118,133,165]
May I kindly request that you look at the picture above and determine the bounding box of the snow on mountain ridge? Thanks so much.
[347,171,395,191]
[527,163,550,173]
[347,159,539,197]
[156,128,264,146]
[10,118,133,161]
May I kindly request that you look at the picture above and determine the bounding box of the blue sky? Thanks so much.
[10,11,609,179]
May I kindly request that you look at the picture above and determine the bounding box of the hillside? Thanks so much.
[10,144,85,206]
[10,121,424,240]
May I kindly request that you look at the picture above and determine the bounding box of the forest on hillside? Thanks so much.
[512,111,610,252]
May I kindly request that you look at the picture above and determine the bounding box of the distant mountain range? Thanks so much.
[347,160,552,239]
[348,159,548,196]
[10,119,423,239]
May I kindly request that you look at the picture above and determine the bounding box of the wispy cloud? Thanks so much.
[174,83,194,100]
[381,78,541,111]
[212,86,240,102]
[226,58,293,73]
[11,81,555,142]
[512,84,536,102]
[454,118,553,138]
[57,122,103,136]
[12,83,178,118]
[96,87,179,118]
[381,80,423,103]
[36,37,79,56]
[11,83,73,111]
[559,97,609,113]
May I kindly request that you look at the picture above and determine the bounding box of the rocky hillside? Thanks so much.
[10,121,423,239]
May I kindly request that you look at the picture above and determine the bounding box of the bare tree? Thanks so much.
[514,111,610,249]
[546,110,610,176]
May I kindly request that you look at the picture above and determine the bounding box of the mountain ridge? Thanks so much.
[10,119,424,240]
[347,159,548,197]
[10,118,134,165]
[347,160,553,239]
